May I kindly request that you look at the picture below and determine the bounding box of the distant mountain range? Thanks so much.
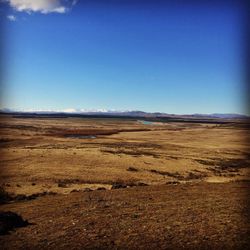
[0,108,248,119]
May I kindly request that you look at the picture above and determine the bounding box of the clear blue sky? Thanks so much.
[0,0,247,114]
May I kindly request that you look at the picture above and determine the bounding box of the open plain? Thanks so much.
[0,114,249,249]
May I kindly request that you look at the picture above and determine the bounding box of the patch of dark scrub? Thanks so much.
[101,148,160,158]
[219,158,250,169]
[0,124,41,132]
[185,172,207,180]
[149,170,207,180]
[83,188,93,192]
[0,211,31,235]
[56,178,112,186]
[127,167,139,172]
[57,178,88,187]
[233,179,250,183]
[111,179,148,189]
[150,170,184,179]
[0,187,56,204]
[195,159,215,166]
[111,182,128,189]
[100,142,162,157]
[196,158,250,168]
[58,182,68,188]
[0,139,12,144]
[65,135,96,139]
[166,156,180,160]
[196,158,250,176]
[55,178,148,189]
[14,192,57,201]
[49,128,151,138]
[0,187,13,204]
[100,142,162,149]
[137,182,149,186]
[166,181,180,185]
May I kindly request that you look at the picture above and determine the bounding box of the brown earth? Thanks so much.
[0,115,249,249]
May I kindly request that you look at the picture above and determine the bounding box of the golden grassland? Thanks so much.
[0,115,249,249]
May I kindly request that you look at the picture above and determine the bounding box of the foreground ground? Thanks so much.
[0,182,249,249]
[0,115,249,249]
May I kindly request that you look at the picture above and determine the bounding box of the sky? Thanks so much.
[0,0,248,114]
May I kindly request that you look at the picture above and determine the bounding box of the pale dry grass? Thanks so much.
[0,115,249,195]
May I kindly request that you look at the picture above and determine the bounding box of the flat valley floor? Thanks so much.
[0,115,249,249]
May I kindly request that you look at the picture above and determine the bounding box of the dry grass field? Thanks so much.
[0,114,249,249]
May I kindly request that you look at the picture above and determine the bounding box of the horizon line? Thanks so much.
[0,107,248,117]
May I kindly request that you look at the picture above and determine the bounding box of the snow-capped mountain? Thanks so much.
[0,108,248,119]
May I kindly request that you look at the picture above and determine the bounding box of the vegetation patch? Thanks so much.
[184,171,208,180]
[150,169,184,179]
[127,167,139,172]
[110,179,148,189]
[49,128,151,138]
[149,169,207,181]
[101,148,160,158]
[196,158,250,176]
[0,187,56,204]
[0,187,13,204]
[0,211,30,235]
